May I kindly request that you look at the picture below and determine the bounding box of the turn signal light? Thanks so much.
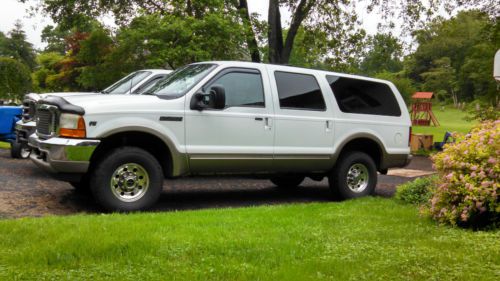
[60,116,86,138]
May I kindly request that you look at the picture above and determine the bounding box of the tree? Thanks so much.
[0,57,32,100]
[0,21,37,69]
[32,52,65,92]
[409,10,499,103]
[24,0,497,65]
[359,33,403,76]
[76,28,115,90]
[114,13,247,69]
[420,57,459,105]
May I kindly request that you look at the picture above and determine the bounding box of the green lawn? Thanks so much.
[0,198,498,280]
[0,141,9,149]
[412,106,476,141]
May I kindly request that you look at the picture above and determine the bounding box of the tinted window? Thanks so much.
[326,76,401,116]
[207,71,265,108]
[275,72,326,111]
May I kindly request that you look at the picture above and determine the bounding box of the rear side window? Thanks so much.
[275,71,326,111]
[326,75,401,116]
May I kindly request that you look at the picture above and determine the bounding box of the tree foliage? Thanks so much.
[21,0,499,66]
[409,10,499,104]
[360,33,404,76]
[0,21,36,69]
[0,57,32,100]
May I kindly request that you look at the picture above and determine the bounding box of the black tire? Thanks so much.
[90,146,163,212]
[69,174,91,194]
[270,175,305,189]
[10,141,30,159]
[329,151,377,199]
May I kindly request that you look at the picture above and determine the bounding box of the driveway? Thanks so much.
[0,149,434,218]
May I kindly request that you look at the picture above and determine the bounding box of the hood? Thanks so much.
[26,92,99,102]
[41,92,99,99]
[61,94,174,115]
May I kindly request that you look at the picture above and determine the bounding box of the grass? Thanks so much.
[412,106,476,141]
[0,198,499,280]
[0,141,9,149]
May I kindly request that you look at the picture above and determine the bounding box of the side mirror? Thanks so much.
[190,85,226,111]
[209,85,226,110]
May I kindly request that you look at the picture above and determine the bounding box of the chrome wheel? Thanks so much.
[346,163,369,193]
[110,163,149,202]
[20,146,31,159]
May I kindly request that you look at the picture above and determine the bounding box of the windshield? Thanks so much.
[145,64,216,98]
[103,71,152,94]
[133,76,167,95]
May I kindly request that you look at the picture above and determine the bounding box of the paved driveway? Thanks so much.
[0,149,434,218]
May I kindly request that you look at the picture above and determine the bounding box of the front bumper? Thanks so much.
[28,134,100,174]
[15,120,36,144]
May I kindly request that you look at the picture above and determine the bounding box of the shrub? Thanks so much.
[396,176,436,205]
[427,121,499,229]
[465,106,500,122]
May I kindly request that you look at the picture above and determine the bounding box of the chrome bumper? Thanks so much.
[28,134,100,174]
[15,120,36,144]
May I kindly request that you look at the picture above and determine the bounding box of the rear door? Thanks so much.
[267,67,335,172]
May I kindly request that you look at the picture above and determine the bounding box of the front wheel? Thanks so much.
[329,152,377,199]
[90,147,164,212]
[10,141,31,159]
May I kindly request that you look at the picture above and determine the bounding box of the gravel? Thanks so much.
[0,149,433,218]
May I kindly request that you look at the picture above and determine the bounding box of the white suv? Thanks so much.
[29,61,411,211]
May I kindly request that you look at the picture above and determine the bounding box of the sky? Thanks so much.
[0,0,380,49]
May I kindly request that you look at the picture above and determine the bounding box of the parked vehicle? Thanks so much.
[15,69,172,159]
[29,61,411,211]
[0,106,30,158]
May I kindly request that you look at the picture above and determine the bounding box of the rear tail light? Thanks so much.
[409,127,412,147]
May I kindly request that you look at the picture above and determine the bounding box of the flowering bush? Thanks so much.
[427,120,499,229]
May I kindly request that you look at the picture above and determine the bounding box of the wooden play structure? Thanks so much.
[410,92,439,126]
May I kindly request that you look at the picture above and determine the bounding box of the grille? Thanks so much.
[36,108,54,136]
[22,99,36,122]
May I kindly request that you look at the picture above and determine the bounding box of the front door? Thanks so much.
[185,67,275,174]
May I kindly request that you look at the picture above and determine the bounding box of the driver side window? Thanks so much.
[207,71,265,108]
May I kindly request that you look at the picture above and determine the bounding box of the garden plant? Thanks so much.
[427,120,499,229]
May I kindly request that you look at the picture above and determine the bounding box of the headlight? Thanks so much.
[59,113,86,138]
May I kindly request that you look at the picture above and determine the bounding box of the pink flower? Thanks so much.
[460,212,468,222]
[487,157,496,164]
[471,165,478,171]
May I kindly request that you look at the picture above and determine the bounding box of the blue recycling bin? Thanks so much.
[0,106,22,143]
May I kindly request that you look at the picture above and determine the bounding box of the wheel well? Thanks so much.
[89,131,173,178]
[338,138,383,170]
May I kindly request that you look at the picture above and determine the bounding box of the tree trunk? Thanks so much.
[268,0,283,64]
[237,0,261,62]
[268,0,311,65]
[281,0,311,63]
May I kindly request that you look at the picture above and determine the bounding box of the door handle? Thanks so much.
[325,120,332,132]
[255,117,263,121]
[264,117,271,130]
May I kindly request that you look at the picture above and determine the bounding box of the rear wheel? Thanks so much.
[90,147,163,212]
[270,175,305,189]
[10,141,31,159]
[329,151,377,199]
